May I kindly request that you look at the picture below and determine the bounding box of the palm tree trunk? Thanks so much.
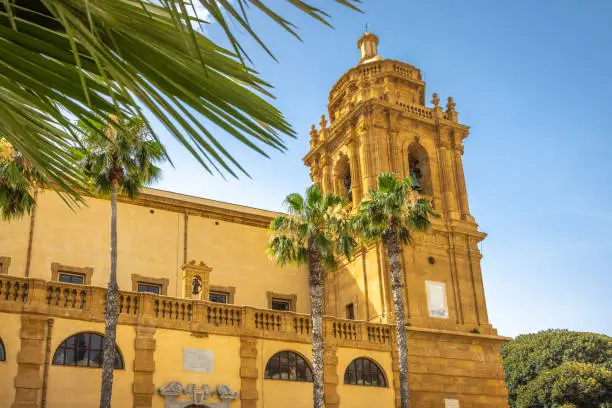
[383,228,411,408]
[100,178,119,408]
[308,245,325,408]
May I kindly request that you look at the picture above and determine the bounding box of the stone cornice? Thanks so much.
[120,189,277,229]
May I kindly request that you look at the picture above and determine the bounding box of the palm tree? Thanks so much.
[0,138,45,220]
[354,172,437,408]
[1,1,360,200]
[76,115,164,408]
[267,185,356,408]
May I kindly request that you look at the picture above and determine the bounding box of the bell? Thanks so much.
[410,171,423,191]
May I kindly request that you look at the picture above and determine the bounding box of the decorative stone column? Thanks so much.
[323,344,339,408]
[453,146,474,222]
[320,154,332,194]
[133,326,156,408]
[358,124,376,194]
[346,135,362,207]
[13,314,47,408]
[239,337,258,408]
[438,138,460,219]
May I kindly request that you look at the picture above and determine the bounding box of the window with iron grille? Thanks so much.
[52,333,123,369]
[344,358,387,387]
[264,351,313,382]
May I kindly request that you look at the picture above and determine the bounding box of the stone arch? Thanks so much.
[52,332,124,369]
[333,153,352,201]
[406,141,433,195]
[0,337,5,361]
[264,350,313,382]
[343,357,388,387]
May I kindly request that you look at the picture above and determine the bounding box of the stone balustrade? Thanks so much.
[0,276,393,351]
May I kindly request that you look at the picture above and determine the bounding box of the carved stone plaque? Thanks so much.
[444,399,460,408]
[183,348,214,373]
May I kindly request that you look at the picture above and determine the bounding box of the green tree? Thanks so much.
[353,172,437,408]
[76,115,165,408]
[515,361,612,408]
[1,0,359,198]
[501,329,612,407]
[0,138,45,220]
[267,185,356,408]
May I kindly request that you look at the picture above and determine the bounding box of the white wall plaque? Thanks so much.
[183,348,214,373]
[444,399,460,408]
[426,281,449,318]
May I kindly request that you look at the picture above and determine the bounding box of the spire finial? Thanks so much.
[365,23,369,33]
[432,93,440,107]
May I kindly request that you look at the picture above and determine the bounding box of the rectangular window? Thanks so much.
[426,281,449,318]
[137,283,161,295]
[58,272,85,285]
[209,291,229,304]
[345,303,355,320]
[271,299,291,311]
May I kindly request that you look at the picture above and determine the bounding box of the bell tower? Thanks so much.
[304,31,474,224]
[304,32,494,336]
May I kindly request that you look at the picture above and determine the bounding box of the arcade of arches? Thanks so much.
[0,32,508,408]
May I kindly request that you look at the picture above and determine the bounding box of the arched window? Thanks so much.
[344,358,387,387]
[52,332,123,369]
[407,142,432,196]
[0,338,5,361]
[264,351,313,382]
[334,155,352,202]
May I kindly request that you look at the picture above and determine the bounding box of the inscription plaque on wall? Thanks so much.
[444,399,460,408]
[183,348,214,373]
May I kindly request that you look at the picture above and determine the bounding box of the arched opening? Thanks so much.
[264,350,313,382]
[334,155,352,202]
[52,332,124,369]
[0,338,5,361]
[407,142,432,195]
[344,357,387,387]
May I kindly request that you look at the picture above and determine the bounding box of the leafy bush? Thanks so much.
[515,361,612,408]
[501,329,612,407]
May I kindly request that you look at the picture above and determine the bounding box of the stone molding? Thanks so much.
[0,256,10,275]
[266,291,297,312]
[50,263,93,285]
[158,382,238,408]
[132,274,169,296]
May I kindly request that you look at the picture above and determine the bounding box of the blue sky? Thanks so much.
[152,1,612,338]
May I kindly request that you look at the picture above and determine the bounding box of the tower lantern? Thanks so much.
[357,31,381,63]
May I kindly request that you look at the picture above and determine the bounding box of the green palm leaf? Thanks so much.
[0,0,360,201]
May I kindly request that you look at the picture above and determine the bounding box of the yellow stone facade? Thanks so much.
[0,32,509,408]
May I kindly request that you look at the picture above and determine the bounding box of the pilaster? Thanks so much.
[346,135,362,207]
[239,337,258,408]
[13,314,46,408]
[323,344,339,408]
[133,326,156,408]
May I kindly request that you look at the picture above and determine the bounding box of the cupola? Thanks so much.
[357,31,381,64]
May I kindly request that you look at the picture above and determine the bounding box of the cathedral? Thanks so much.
[0,32,509,408]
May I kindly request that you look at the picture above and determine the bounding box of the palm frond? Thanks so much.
[0,0,360,203]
